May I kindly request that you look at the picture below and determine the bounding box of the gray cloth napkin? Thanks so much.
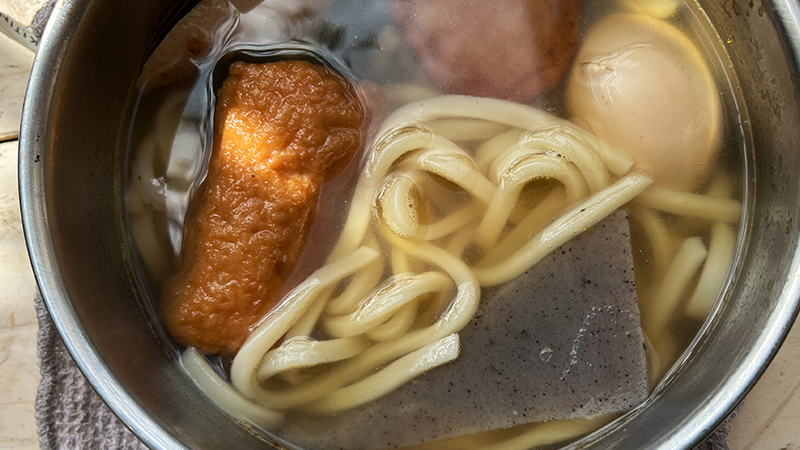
[34,292,737,450]
[696,412,738,450]
[35,293,148,450]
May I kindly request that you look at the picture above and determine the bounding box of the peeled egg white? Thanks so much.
[566,14,722,192]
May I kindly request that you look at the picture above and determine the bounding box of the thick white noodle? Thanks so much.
[256,336,367,380]
[249,251,479,411]
[377,95,634,176]
[305,334,460,413]
[326,262,385,316]
[686,222,736,319]
[634,185,742,222]
[325,272,454,338]
[630,207,678,279]
[378,171,480,241]
[474,172,653,285]
[405,146,497,203]
[180,348,283,428]
[391,247,413,274]
[477,152,588,249]
[429,118,509,141]
[479,415,614,450]
[423,207,481,240]
[283,286,334,340]
[643,237,708,334]
[398,415,614,450]
[328,127,433,260]
[481,187,567,266]
[231,247,380,398]
[131,134,167,210]
[475,129,521,173]
[518,126,612,193]
[366,301,419,342]
[642,332,662,392]
[378,172,425,239]
[155,92,188,154]
[130,212,171,280]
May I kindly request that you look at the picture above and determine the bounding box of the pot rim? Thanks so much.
[18,1,191,447]
[18,1,800,449]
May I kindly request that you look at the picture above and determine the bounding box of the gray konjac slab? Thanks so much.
[286,210,648,450]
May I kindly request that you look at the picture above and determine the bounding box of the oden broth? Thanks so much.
[125,0,750,448]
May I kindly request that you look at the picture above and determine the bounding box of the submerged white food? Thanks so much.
[566,14,722,192]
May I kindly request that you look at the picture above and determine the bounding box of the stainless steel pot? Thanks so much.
[18,1,800,449]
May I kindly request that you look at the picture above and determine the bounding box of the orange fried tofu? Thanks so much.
[160,60,364,355]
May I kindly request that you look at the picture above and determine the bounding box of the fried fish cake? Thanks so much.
[161,60,364,355]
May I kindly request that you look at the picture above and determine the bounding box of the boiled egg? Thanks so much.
[566,14,721,192]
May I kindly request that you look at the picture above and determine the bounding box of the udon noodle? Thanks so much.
[146,95,742,435]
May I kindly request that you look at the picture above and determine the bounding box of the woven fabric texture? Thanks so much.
[35,293,148,450]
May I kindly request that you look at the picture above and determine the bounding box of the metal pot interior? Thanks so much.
[18,0,800,449]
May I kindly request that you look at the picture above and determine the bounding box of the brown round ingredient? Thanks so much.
[392,0,581,103]
[160,60,364,355]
